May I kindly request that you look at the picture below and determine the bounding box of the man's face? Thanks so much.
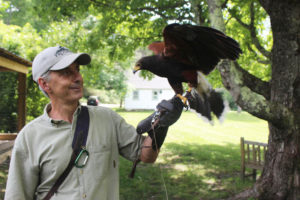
[45,62,84,104]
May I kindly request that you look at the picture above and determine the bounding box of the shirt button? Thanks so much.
[80,169,83,174]
[82,194,86,198]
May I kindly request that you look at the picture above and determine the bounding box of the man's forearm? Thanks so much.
[137,97,183,163]
[140,136,159,163]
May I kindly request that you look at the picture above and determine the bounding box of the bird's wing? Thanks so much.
[162,23,242,74]
[148,41,165,55]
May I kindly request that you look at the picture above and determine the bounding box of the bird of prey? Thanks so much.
[133,23,242,123]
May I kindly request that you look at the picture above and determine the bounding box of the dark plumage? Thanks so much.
[134,23,242,122]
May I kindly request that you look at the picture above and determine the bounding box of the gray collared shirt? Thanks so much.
[5,104,144,200]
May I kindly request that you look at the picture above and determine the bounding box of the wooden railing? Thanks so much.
[0,133,17,140]
[0,133,16,164]
[240,137,268,181]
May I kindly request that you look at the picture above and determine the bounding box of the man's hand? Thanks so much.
[136,96,184,150]
[156,96,184,127]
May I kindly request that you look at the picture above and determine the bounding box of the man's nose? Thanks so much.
[73,70,82,82]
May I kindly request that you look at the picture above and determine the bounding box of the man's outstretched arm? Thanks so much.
[138,96,184,163]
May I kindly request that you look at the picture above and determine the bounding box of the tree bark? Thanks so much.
[205,0,300,199]
[254,1,300,199]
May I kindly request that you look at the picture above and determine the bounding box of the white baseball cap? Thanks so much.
[32,46,91,82]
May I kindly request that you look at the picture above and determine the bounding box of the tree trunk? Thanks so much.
[254,1,300,199]
[119,98,123,109]
[205,0,300,199]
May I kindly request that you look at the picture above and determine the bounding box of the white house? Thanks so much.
[124,72,174,110]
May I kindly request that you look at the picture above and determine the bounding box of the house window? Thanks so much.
[152,90,158,100]
[133,90,139,100]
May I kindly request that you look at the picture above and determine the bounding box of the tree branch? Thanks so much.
[137,2,186,11]
[89,0,192,21]
[224,16,233,26]
[233,62,270,100]
[221,0,229,9]
[134,6,191,21]
[88,0,112,8]
[218,60,294,129]
[246,43,271,65]
[229,9,250,29]
[218,60,271,119]
[191,0,208,25]
[134,2,193,21]
[257,59,271,65]
[228,3,271,59]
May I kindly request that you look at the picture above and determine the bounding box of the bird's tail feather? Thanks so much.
[186,88,227,124]
[185,72,227,124]
[208,90,227,121]
[185,89,212,124]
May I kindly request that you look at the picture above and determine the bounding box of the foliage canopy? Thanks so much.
[0,0,272,131]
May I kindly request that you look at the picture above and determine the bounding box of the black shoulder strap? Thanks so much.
[43,106,90,200]
[72,106,89,150]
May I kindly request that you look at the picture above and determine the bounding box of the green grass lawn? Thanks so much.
[118,110,268,200]
[0,110,268,200]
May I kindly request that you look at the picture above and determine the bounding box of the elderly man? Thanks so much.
[5,46,183,200]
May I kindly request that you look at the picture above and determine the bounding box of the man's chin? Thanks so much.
[75,92,83,100]
[69,90,83,102]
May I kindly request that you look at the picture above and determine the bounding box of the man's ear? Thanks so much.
[38,77,51,94]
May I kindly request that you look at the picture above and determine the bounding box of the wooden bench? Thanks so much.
[240,137,268,181]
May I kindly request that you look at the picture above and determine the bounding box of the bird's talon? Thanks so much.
[184,105,189,111]
[176,94,188,106]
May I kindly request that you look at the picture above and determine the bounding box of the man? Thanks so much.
[5,46,183,200]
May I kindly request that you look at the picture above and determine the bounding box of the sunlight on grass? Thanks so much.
[118,110,268,200]
[168,111,268,146]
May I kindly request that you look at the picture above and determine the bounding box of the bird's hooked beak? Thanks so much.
[133,65,141,74]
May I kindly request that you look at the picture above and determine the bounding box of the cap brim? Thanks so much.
[50,53,91,71]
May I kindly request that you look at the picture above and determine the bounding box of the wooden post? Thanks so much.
[263,146,267,161]
[258,145,261,165]
[247,144,250,162]
[17,72,26,132]
[252,144,257,180]
[252,144,256,164]
[241,137,245,180]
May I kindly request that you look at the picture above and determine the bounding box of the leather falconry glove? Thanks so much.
[136,96,184,150]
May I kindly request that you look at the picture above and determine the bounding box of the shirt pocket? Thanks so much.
[87,145,112,180]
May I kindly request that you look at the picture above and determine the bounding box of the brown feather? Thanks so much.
[148,42,165,55]
[162,23,242,74]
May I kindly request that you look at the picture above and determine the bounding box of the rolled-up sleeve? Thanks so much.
[110,111,145,161]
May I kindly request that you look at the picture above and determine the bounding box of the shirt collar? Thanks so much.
[41,103,82,125]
